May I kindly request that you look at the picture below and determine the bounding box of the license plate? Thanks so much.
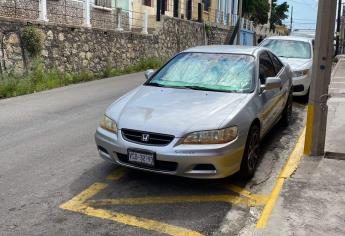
[128,150,155,167]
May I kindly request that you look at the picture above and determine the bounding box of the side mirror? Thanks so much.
[261,77,282,92]
[145,69,155,80]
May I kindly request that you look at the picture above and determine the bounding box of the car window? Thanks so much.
[147,52,256,93]
[261,39,312,59]
[259,52,276,84]
[268,52,284,74]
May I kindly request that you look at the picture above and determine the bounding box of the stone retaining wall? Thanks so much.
[0,15,231,74]
[206,22,233,45]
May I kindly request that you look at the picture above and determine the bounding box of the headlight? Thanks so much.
[293,69,309,78]
[100,115,118,133]
[182,127,238,145]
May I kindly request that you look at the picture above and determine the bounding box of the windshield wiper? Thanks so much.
[181,85,236,93]
[147,82,165,87]
[147,83,237,93]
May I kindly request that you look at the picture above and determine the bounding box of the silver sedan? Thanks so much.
[95,45,293,179]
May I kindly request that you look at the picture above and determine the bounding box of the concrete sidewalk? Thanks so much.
[326,59,345,154]
[254,60,345,236]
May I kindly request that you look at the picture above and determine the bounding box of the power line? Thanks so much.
[282,21,316,25]
[286,0,318,9]
[291,18,317,22]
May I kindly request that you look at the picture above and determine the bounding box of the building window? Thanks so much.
[202,0,211,12]
[143,0,152,7]
[95,0,112,8]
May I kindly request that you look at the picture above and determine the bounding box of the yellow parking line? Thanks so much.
[60,182,203,236]
[225,184,253,198]
[279,128,306,178]
[75,206,203,236]
[255,178,284,229]
[106,167,127,181]
[60,182,108,210]
[86,194,263,207]
[256,127,306,229]
[224,184,269,206]
[60,162,268,235]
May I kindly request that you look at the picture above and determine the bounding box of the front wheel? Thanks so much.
[239,124,260,180]
[302,88,310,103]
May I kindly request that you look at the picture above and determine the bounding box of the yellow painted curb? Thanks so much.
[256,127,306,229]
[304,104,314,155]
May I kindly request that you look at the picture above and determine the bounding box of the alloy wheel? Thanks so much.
[247,128,259,171]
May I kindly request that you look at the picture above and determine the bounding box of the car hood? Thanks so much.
[106,86,251,137]
[279,57,312,71]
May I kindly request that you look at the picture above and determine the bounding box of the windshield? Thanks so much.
[146,52,255,93]
[261,39,312,59]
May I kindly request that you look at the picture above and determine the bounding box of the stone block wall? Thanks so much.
[0,15,231,74]
[206,23,233,45]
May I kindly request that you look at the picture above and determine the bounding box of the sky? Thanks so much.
[278,0,319,30]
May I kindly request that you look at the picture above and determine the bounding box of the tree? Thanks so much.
[243,0,270,25]
[270,0,289,30]
[243,0,289,30]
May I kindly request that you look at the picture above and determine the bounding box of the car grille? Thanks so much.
[116,153,178,172]
[121,129,174,146]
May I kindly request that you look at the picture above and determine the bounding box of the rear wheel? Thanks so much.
[239,124,260,180]
[281,90,293,127]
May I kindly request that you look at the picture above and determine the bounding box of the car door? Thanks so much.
[267,51,288,117]
[258,51,281,135]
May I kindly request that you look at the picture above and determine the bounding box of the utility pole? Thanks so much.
[304,0,337,156]
[290,6,293,32]
[236,0,243,45]
[336,0,342,55]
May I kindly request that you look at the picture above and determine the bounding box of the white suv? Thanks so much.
[260,36,313,97]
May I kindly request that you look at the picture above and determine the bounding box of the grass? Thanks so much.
[0,58,166,99]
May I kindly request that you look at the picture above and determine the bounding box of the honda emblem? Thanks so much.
[141,134,150,142]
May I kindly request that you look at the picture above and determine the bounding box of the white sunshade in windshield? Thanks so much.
[148,52,255,93]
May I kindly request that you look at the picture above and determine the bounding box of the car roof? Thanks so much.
[291,29,315,38]
[263,36,313,43]
[183,45,260,56]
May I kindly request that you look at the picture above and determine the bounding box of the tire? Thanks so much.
[302,88,310,103]
[239,124,260,180]
[281,90,293,127]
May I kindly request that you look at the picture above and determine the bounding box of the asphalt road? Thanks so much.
[0,73,306,236]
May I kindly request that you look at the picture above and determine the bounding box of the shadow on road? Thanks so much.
[68,102,307,198]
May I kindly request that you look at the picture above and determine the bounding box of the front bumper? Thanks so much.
[94,128,246,179]
[292,74,311,96]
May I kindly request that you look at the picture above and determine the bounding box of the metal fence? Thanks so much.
[0,0,141,32]
[0,0,254,34]
[48,0,84,26]
[0,0,39,20]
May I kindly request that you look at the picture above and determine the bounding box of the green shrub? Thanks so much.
[333,57,339,64]
[103,57,166,78]
[204,24,212,37]
[21,26,44,57]
[0,57,167,99]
